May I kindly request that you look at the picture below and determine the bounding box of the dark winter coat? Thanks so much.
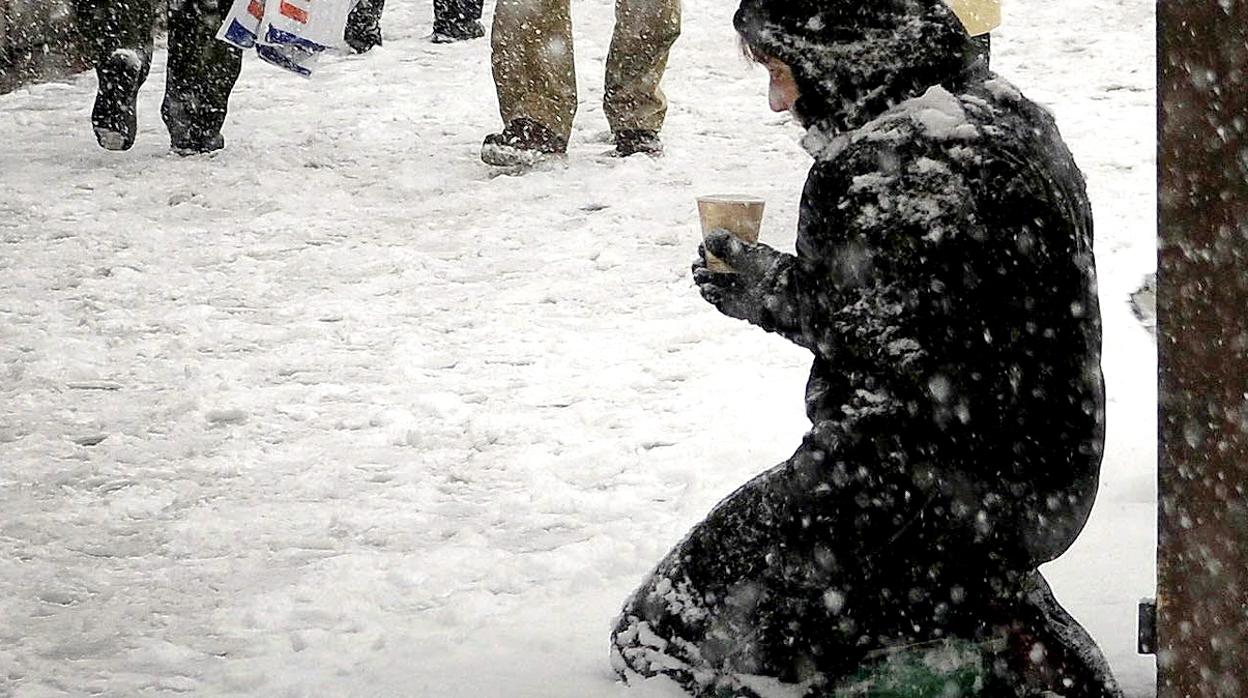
[611,0,1107,694]
[733,0,1104,572]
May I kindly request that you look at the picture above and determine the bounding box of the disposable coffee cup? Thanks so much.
[697,195,766,273]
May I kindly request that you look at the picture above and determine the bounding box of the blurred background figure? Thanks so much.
[75,0,242,154]
[481,0,680,167]
[343,0,485,51]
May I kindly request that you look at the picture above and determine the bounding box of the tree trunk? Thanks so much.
[1157,0,1248,695]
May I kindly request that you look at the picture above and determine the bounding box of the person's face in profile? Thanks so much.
[762,56,800,114]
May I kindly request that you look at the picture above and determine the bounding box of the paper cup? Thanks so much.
[697,195,766,273]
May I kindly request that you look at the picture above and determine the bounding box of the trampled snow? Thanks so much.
[0,0,1156,695]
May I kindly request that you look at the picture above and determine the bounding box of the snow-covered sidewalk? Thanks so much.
[0,0,1156,695]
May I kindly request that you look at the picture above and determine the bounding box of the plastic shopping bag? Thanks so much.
[217,0,357,76]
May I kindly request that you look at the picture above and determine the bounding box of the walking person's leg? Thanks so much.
[161,0,243,154]
[76,0,156,150]
[345,0,385,53]
[604,0,680,156]
[431,0,485,42]
[482,0,575,165]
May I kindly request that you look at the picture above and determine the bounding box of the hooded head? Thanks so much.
[735,0,978,132]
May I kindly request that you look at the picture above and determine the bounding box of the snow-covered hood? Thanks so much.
[733,0,977,136]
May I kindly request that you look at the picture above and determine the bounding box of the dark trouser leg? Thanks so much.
[76,0,155,149]
[75,0,156,64]
[435,0,484,26]
[162,0,242,153]
[433,0,485,40]
[345,0,385,53]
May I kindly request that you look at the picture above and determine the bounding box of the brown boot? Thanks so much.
[614,129,663,157]
[481,117,567,168]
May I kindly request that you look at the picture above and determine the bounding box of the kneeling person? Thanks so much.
[611,0,1120,696]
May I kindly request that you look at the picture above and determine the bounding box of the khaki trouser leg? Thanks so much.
[604,0,681,135]
[490,0,577,141]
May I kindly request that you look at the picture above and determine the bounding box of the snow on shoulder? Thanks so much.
[807,85,981,161]
[900,86,979,141]
[983,76,1024,102]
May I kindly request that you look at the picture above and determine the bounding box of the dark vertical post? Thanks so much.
[1157,1,1248,696]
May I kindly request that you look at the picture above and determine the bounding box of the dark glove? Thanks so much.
[692,229,797,329]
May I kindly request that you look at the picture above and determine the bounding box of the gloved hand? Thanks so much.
[692,229,797,329]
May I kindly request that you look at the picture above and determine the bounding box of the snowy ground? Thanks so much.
[0,0,1156,695]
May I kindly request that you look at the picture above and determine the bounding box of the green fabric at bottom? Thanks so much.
[832,639,987,698]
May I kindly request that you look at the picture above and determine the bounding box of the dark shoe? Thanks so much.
[430,19,485,43]
[481,118,567,167]
[163,92,226,155]
[614,129,663,157]
[345,23,383,53]
[170,130,225,156]
[345,29,383,53]
[92,49,147,151]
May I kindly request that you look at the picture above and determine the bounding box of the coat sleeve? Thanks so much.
[753,145,988,371]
